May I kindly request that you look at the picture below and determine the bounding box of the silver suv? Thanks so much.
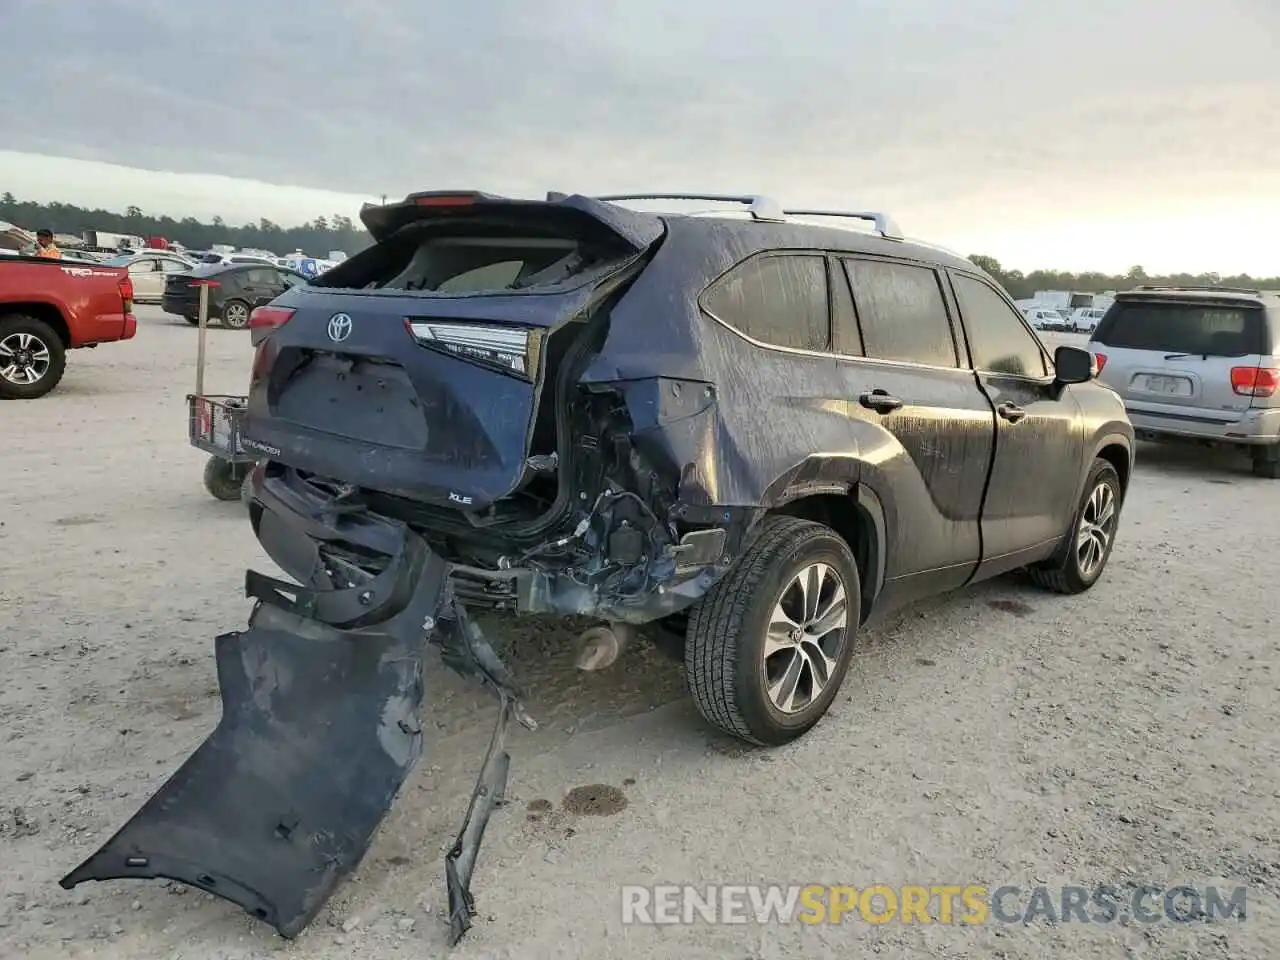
[1088,286,1280,478]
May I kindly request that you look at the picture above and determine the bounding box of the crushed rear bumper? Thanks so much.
[60,496,533,944]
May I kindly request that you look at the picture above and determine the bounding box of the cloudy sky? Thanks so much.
[2,0,1278,273]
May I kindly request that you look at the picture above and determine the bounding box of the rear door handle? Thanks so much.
[859,390,904,414]
[997,402,1027,423]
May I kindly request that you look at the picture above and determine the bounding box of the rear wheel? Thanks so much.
[1029,458,1122,594]
[203,456,249,501]
[1253,446,1280,479]
[685,516,860,746]
[220,299,251,329]
[0,315,67,400]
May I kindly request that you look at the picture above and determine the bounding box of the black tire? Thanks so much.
[1252,447,1280,479]
[220,299,251,329]
[1029,458,1123,594]
[685,516,861,746]
[203,456,248,501]
[0,314,67,400]
[185,315,200,326]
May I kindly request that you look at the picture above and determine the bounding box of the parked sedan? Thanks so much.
[161,262,308,328]
[59,248,110,264]
[103,251,197,302]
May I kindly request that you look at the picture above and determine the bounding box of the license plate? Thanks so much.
[1138,374,1192,396]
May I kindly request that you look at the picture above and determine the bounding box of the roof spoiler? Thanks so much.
[358,191,664,250]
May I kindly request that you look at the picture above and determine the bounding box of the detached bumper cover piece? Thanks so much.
[60,507,532,944]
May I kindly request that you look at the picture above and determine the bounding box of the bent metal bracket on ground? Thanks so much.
[58,514,534,946]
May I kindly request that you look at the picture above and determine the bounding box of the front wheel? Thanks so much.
[0,315,67,400]
[220,299,251,330]
[685,516,860,746]
[1029,458,1123,594]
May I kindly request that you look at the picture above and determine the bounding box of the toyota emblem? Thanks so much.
[327,313,353,343]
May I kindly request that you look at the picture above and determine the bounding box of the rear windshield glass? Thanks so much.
[1093,300,1266,356]
[315,224,629,294]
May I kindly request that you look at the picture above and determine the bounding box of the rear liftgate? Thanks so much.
[59,506,535,945]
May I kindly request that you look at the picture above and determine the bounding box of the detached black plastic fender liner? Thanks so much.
[59,528,452,939]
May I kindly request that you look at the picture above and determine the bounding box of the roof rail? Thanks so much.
[782,209,903,241]
[593,193,786,222]
[1130,284,1262,295]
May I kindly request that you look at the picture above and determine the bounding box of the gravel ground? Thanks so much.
[1,308,1277,960]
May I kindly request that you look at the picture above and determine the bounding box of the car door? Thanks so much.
[948,271,1085,576]
[127,258,163,301]
[835,256,995,606]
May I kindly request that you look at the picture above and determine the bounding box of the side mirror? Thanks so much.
[1054,345,1094,385]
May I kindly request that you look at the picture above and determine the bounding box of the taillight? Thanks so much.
[249,306,295,347]
[1231,366,1279,398]
[189,279,220,288]
[1093,353,1107,374]
[118,276,134,307]
[404,319,542,377]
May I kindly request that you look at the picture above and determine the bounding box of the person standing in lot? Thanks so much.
[35,229,62,259]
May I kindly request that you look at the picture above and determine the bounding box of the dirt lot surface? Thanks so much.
[1,308,1277,960]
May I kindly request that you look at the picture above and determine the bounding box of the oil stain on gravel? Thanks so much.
[562,784,628,816]
[988,598,1035,618]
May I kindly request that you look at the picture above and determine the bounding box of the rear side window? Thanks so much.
[844,259,957,367]
[246,268,279,286]
[1094,300,1267,357]
[953,274,1048,377]
[701,254,830,351]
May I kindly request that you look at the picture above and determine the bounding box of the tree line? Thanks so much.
[967,255,1279,301]
[3,192,1275,292]
[0,193,373,257]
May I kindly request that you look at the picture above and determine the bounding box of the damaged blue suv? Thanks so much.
[62,191,1134,945]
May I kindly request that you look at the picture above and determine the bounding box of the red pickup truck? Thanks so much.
[0,255,137,399]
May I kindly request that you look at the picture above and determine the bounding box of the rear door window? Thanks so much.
[952,273,1048,377]
[844,259,958,367]
[828,257,863,355]
[1093,300,1267,357]
[702,254,831,351]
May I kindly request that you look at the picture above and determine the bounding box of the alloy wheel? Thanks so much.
[763,562,850,714]
[1076,481,1117,579]
[0,331,52,386]
[223,303,250,328]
